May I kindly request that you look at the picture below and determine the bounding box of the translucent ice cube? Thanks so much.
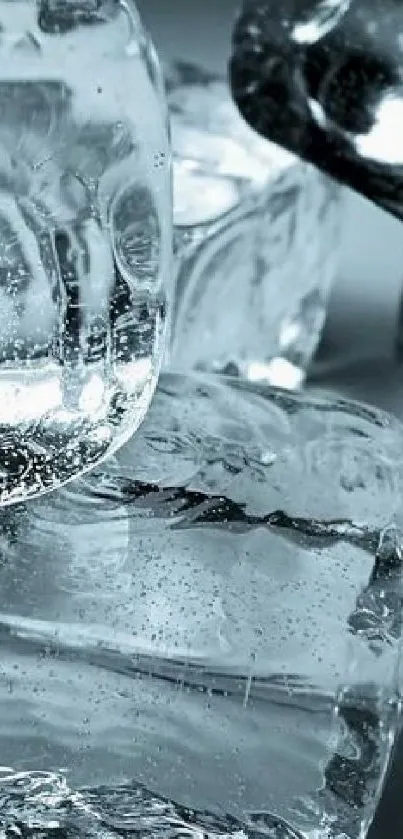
[0,0,172,505]
[0,372,401,839]
[167,63,340,389]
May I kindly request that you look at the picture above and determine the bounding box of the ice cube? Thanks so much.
[167,63,340,388]
[0,372,401,837]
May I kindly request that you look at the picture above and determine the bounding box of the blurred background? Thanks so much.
[136,1,403,837]
[138,0,403,377]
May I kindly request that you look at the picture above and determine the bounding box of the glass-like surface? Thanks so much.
[0,371,402,839]
[168,63,340,390]
[0,0,172,504]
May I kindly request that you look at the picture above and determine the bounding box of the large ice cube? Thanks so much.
[0,373,402,839]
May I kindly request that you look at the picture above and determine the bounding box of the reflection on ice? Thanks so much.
[0,372,401,838]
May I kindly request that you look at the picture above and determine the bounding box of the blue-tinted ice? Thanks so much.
[0,372,402,838]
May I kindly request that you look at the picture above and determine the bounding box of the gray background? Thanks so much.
[137,1,403,836]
